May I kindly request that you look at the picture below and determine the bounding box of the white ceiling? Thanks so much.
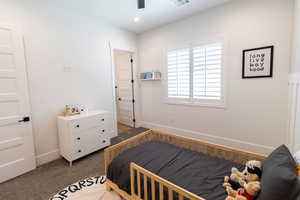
[60,0,231,34]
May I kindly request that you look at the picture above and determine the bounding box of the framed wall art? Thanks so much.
[242,46,274,78]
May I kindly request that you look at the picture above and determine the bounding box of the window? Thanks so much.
[167,43,224,106]
[167,48,190,99]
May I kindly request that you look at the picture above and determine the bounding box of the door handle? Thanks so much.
[18,116,30,123]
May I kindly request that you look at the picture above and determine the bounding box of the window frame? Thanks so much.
[164,40,227,108]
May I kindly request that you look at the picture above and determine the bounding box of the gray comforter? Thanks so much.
[107,141,244,200]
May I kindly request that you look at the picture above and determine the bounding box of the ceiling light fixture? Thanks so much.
[137,0,145,9]
[134,17,140,23]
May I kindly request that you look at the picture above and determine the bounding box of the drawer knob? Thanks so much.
[101,118,105,121]
[102,140,106,143]
[77,137,81,140]
[102,130,105,133]
[78,150,82,153]
[76,125,80,128]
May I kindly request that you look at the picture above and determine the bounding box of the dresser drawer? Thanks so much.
[73,147,85,160]
[72,127,110,159]
[72,137,110,160]
[70,114,108,132]
[73,126,110,140]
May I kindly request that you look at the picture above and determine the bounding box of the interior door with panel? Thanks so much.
[0,24,36,183]
[115,51,134,127]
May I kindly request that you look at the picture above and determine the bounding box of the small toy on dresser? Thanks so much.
[62,105,86,116]
[223,160,262,200]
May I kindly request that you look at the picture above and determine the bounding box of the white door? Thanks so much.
[0,24,36,183]
[115,51,134,127]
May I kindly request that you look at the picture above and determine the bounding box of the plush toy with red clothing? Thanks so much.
[225,181,261,200]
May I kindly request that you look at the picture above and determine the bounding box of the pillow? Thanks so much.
[257,145,300,200]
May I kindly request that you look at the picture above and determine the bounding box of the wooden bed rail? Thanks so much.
[104,130,266,173]
[130,163,204,200]
[104,130,267,200]
[104,130,153,174]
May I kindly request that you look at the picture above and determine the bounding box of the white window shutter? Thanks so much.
[193,43,222,100]
[167,48,190,99]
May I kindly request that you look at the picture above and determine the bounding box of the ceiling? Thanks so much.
[59,0,231,34]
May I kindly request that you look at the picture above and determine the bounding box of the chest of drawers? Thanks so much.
[57,110,112,166]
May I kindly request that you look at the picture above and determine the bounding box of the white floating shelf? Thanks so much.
[140,71,162,81]
[140,78,161,81]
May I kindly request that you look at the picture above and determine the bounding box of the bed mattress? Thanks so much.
[107,141,244,200]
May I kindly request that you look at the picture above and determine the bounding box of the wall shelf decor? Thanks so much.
[140,71,161,81]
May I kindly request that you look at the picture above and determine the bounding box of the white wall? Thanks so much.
[0,0,137,165]
[137,0,294,155]
[292,0,300,72]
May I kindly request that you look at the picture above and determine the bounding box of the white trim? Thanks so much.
[109,42,118,136]
[287,72,300,153]
[140,121,274,155]
[36,149,60,166]
[165,100,226,109]
[289,72,300,82]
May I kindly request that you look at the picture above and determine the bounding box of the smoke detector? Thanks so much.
[170,0,191,6]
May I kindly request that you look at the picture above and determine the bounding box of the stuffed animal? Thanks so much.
[293,151,300,176]
[225,181,261,200]
[223,160,262,190]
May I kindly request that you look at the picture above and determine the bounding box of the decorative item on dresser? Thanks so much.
[57,110,113,166]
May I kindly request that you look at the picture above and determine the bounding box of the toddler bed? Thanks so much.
[104,130,299,200]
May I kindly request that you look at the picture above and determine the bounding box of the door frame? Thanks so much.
[109,42,138,136]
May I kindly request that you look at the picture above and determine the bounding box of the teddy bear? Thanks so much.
[225,181,261,200]
[293,151,300,176]
[223,160,262,190]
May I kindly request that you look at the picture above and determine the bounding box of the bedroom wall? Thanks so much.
[137,0,294,155]
[0,0,137,165]
[292,0,300,73]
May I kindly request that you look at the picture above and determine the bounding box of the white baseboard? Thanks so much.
[140,121,275,155]
[36,149,61,166]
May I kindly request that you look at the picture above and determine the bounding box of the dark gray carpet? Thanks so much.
[0,127,148,200]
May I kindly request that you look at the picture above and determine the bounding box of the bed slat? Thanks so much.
[144,175,148,200]
[131,162,205,200]
[159,183,163,199]
[168,190,173,200]
[151,179,155,200]
[138,171,141,198]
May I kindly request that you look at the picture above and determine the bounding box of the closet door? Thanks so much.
[0,24,36,183]
[115,51,134,127]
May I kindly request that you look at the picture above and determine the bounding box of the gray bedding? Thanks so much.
[107,141,244,200]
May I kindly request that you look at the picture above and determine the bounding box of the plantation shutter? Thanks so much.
[193,43,222,100]
[167,48,190,99]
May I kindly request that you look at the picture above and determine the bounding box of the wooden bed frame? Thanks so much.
[104,130,267,200]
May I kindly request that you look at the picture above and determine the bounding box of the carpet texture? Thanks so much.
[0,127,148,200]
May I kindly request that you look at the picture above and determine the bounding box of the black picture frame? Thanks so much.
[242,45,274,79]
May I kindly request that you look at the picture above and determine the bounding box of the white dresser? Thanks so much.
[57,110,113,166]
